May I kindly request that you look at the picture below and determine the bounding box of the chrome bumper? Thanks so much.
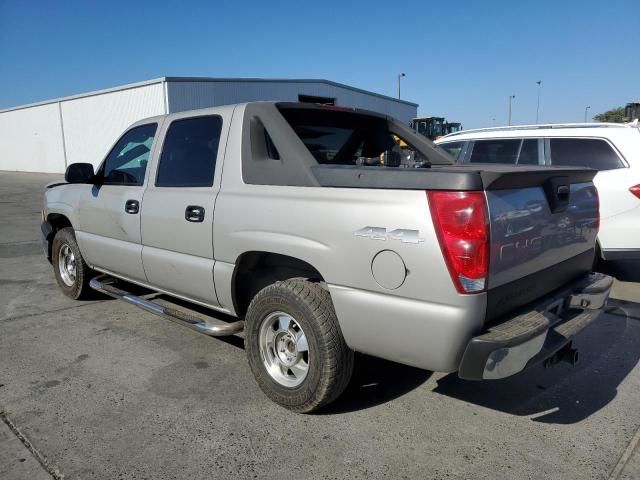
[458,273,613,380]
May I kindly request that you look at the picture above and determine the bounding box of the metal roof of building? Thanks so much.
[0,76,418,114]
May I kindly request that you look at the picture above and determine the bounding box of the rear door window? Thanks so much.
[156,116,223,187]
[469,139,521,164]
[548,138,624,170]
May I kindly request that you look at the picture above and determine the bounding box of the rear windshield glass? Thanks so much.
[549,138,624,170]
[278,107,434,168]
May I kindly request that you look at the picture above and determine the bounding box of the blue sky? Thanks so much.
[1,0,638,128]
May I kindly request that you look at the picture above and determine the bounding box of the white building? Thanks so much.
[0,77,418,173]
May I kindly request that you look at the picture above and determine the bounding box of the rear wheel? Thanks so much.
[52,227,95,299]
[245,278,354,413]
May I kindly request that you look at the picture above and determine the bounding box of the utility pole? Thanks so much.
[536,81,542,123]
[584,106,591,122]
[397,73,405,100]
[508,95,516,126]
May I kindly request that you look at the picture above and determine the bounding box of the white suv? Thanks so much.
[435,122,640,262]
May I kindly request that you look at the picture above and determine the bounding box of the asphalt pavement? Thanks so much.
[1,171,639,479]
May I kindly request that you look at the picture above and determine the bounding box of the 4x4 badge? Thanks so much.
[354,227,424,244]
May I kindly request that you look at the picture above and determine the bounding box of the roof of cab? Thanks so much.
[130,101,398,128]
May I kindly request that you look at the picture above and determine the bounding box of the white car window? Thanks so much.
[469,139,521,164]
[549,138,624,170]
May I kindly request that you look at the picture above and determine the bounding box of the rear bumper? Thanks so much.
[458,272,613,380]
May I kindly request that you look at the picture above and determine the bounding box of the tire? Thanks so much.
[51,227,95,300]
[244,278,354,413]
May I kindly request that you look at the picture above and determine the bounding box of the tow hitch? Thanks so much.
[543,342,579,368]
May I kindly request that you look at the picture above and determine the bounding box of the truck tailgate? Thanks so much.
[484,179,599,322]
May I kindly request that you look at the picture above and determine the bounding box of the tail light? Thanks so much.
[630,184,640,200]
[427,191,489,294]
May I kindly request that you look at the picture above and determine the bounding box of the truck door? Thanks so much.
[140,111,230,306]
[75,122,159,282]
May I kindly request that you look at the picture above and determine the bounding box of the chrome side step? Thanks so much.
[89,275,244,337]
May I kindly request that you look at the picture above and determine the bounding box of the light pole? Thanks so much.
[508,95,516,126]
[397,73,405,100]
[584,106,591,122]
[536,80,542,123]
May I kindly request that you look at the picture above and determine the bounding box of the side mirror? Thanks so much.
[65,163,95,183]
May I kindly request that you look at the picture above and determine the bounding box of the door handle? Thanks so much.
[185,205,205,223]
[125,199,139,214]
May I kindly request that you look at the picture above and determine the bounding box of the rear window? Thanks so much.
[278,107,433,168]
[549,138,624,170]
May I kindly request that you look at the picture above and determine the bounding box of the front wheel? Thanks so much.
[52,227,95,300]
[245,278,354,413]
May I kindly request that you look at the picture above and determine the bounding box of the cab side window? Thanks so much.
[99,124,157,185]
[156,116,223,187]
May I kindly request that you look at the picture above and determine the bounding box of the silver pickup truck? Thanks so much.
[41,102,613,412]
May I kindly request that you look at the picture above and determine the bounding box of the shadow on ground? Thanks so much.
[321,354,432,414]
[93,277,640,419]
[434,308,640,424]
[99,278,432,413]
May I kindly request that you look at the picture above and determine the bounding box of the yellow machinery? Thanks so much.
[411,117,462,140]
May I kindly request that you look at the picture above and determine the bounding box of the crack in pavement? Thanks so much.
[608,423,640,480]
[0,411,63,480]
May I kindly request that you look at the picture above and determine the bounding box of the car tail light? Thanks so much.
[630,184,640,200]
[427,191,489,294]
